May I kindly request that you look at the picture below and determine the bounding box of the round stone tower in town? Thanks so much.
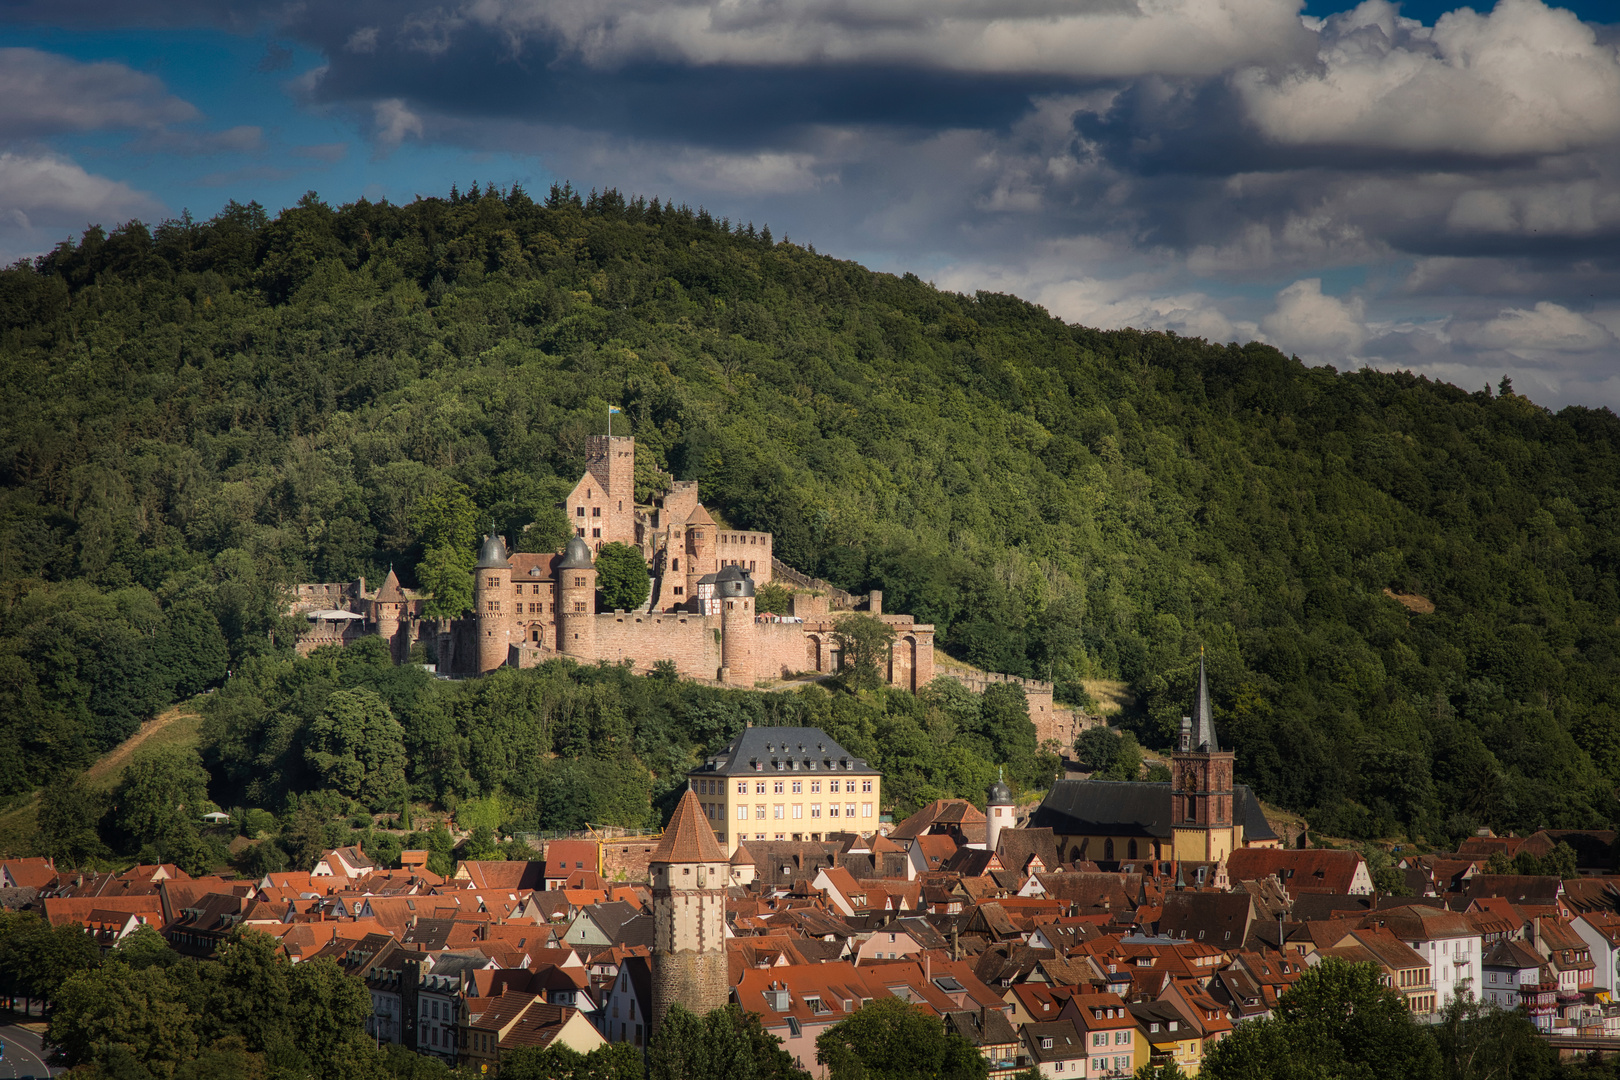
[986,773,1014,855]
[556,536,597,658]
[649,789,730,1035]
[473,535,512,674]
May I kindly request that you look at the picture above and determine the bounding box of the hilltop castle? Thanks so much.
[289,435,937,689]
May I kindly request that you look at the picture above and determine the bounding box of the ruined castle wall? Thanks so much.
[590,612,724,680]
[940,670,1074,747]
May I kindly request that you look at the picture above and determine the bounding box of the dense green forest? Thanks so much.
[3,181,1620,855]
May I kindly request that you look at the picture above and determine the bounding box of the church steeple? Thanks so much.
[1191,650,1217,753]
[1170,649,1237,863]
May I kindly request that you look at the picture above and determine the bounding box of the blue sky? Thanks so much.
[3,0,1618,408]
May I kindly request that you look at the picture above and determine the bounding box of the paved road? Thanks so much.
[0,1024,58,1078]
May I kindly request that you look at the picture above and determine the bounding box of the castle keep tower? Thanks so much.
[649,789,729,1034]
[474,535,512,674]
[582,434,637,548]
[1171,653,1237,862]
[556,536,597,658]
[717,564,756,685]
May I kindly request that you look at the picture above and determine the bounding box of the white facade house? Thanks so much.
[1573,913,1620,993]
[1381,908,1483,1009]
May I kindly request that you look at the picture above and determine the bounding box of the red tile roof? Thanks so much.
[650,790,726,864]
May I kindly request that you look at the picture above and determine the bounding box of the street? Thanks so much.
[0,1023,58,1079]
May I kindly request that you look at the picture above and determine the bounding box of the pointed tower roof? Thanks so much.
[684,503,716,527]
[374,567,407,603]
[651,790,726,864]
[730,841,755,866]
[1191,652,1218,753]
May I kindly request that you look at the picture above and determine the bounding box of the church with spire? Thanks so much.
[1030,655,1280,867]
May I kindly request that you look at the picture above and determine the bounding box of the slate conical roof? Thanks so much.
[1191,653,1218,753]
[651,789,726,864]
[558,535,594,570]
[475,534,511,570]
[374,567,407,603]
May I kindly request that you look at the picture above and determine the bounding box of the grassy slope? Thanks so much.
[0,705,202,857]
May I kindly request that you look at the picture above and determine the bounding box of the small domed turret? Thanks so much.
[988,778,1013,807]
[476,534,511,569]
[715,563,755,597]
[558,536,594,570]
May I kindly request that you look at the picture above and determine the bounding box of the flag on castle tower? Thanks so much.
[608,404,621,435]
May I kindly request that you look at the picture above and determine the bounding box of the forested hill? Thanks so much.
[3,182,1620,846]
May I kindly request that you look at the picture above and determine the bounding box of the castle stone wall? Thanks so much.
[591,612,724,680]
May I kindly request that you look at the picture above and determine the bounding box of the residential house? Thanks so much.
[1020,1019,1088,1078]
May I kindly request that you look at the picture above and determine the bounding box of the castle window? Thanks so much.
[486,577,499,587]
[576,506,585,517]
[673,587,684,595]
[592,528,601,538]
[486,602,498,612]
[574,576,585,586]
[672,559,679,570]
[592,507,601,517]
[573,602,586,613]
[576,528,584,537]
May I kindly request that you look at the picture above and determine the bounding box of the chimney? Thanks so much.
[925,953,932,983]
[952,927,961,962]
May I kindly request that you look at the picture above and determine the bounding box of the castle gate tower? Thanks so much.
[556,536,597,658]
[1171,653,1237,862]
[649,789,730,1034]
[474,536,512,674]
[716,564,756,685]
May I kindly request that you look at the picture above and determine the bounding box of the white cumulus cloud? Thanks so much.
[0,47,199,138]
[1260,278,1369,360]
[1235,0,1620,156]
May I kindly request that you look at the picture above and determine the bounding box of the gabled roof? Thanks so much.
[685,504,716,527]
[651,790,726,864]
[889,800,986,843]
[1225,848,1366,894]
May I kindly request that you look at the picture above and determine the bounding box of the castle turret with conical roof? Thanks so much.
[374,567,408,662]
[649,789,729,1034]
